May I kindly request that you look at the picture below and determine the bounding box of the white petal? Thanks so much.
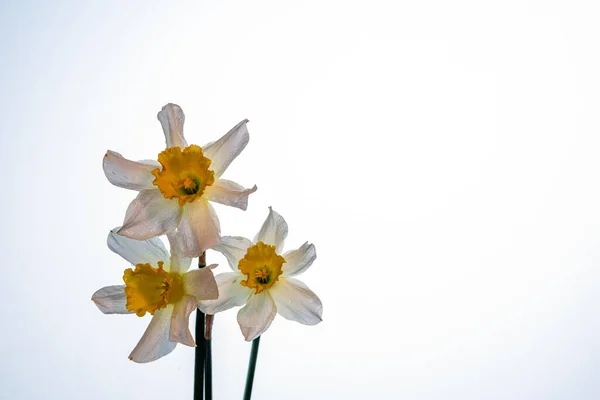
[178,199,221,257]
[138,159,161,168]
[119,189,182,240]
[92,285,131,314]
[204,179,257,211]
[103,151,157,191]
[202,119,249,178]
[237,291,276,341]
[183,267,219,301]
[253,207,288,251]
[282,242,317,277]
[269,278,322,325]
[157,103,187,148]
[167,229,192,273]
[107,228,170,266]
[198,272,251,314]
[169,296,197,347]
[212,236,253,271]
[129,305,177,363]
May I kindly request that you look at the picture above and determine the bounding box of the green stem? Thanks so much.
[205,314,214,400]
[243,336,261,400]
[193,253,207,400]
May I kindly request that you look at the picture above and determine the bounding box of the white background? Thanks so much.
[1,0,600,399]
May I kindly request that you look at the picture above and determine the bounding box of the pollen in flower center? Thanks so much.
[254,266,270,283]
[238,242,286,293]
[152,145,215,205]
[123,261,184,317]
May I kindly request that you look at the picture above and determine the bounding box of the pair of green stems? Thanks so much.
[193,253,260,400]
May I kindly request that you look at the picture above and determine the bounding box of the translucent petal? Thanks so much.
[253,207,288,252]
[107,228,169,266]
[198,272,251,315]
[129,305,177,363]
[157,103,187,148]
[183,267,219,301]
[119,189,182,240]
[237,291,276,341]
[204,179,257,211]
[91,285,131,314]
[178,199,220,257]
[103,150,156,191]
[212,236,253,271]
[202,119,249,178]
[169,296,197,347]
[269,278,322,325]
[167,229,192,273]
[282,242,317,277]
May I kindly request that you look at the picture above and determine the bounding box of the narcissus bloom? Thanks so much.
[103,104,257,257]
[92,229,218,363]
[199,208,322,341]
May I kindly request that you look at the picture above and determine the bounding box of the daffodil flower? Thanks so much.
[92,229,218,363]
[103,104,257,257]
[198,208,322,341]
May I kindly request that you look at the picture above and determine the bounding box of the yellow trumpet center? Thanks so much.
[123,261,184,317]
[238,242,285,294]
[152,145,215,205]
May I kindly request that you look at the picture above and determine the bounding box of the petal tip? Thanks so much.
[241,328,256,342]
[107,227,121,238]
[104,150,119,160]
[115,226,138,240]
[158,103,183,115]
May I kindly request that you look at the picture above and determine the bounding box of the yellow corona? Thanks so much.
[238,242,286,294]
[123,261,184,317]
[151,145,215,205]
